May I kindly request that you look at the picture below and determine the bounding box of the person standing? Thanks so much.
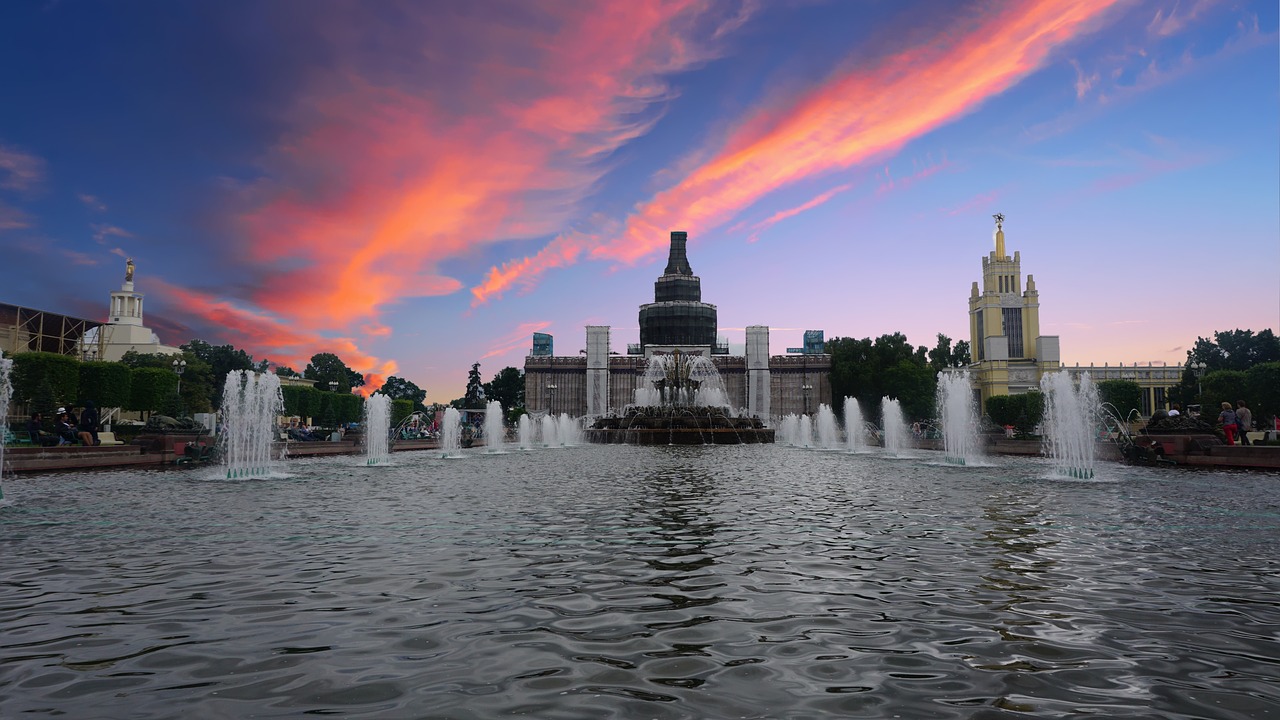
[79,401,101,446]
[1235,401,1253,446]
[1218,401,1238,445]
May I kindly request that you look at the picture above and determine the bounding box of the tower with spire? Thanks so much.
[97,258,181,361]
[967,215,1060,404]
[638,231,718,352]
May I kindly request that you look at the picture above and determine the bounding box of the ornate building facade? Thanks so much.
[969,215,1182,416]
[524,231,830,421]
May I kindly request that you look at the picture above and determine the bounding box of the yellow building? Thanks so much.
[968,214,1061,406]
[968,214,1183,417]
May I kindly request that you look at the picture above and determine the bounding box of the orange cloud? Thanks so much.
[239,2,752,335]
[473,0,1123,302]
[150,278,398,391]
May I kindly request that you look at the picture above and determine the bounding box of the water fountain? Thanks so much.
[517,414,533,450]
[815,404,839,449]
[1042,370,1098,479]
[589,349,772,444]
[797,414,814,448]
[363,393,392,466]
[937,371,981,466]
[220,370,284,479]
[0,351,11,498]
[440,407,462,457]
[484,400,506,453]
[881,397,908,456]
[557,413,581,446]
[843,397,866,453]
[540,413,559,447]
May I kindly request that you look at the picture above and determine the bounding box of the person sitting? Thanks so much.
[26,412,57,446]
[55,413,79,445]
[1168,404,1181,418]
[79,401,101,446]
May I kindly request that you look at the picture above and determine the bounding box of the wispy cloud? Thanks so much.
[473,0,1125,304]
[746,182,854,243]
[1147,0,1221,38]
[0,201,31,231]
[0,144,45,191]
[78,193,108,211]
[148,278,399,393]
[91,223,133,243]
[59,249,99,266]
[234,1,754,342]
[941,188,1003,216]
[481,321,553,360]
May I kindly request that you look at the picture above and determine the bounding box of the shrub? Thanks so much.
[128,367,179,413]
[12,352,80,406]
[79,361,132,408]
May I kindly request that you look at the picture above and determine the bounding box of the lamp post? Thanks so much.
[546,383,557,415]
[1191,361,1206,399]
[171,358,187,395]
[802,383,813,415]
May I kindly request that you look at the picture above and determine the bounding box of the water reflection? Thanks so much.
[0,448,1276,719]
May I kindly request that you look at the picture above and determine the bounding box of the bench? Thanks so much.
[98,431,125,446]
[4,430,36,446]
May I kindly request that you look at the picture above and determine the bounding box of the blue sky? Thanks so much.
[1,0,1276,400]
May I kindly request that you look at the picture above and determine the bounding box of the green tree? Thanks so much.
[120,350,215,413]
[928,334,971,372]
[483,367,524,413]
[377,375,427,407]
[827,333,933,421]
[304,352,364,393]
[390,399,414,427]
[1187,329,1280,372]
[1097,380,1142,418]
[275,365,301,378]
[1246,362,1280,428]
[463,362,485,408]
[952,340,971,367]
[181,340,255,404]
[1201,370,1249,416]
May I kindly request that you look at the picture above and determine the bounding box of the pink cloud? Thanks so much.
[0,200,31,231]
[481,321,553,360]
[746,183,854,243]
[0,144,45,191]
[78,193,108,211]
[474,0,1125,303]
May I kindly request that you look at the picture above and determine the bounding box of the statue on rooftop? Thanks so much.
[125,258,135,283]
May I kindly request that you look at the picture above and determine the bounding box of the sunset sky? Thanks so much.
[1,0,1276,401]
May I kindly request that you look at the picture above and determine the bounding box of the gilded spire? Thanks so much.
[993,213,1006,259]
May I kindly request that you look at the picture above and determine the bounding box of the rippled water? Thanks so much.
[2,446,1278,718]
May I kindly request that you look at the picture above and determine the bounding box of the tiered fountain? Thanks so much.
[587,350,772,445]
[363,394,392,466]
[937,371,982,466]
[220,370,284,479]
[1042,371,1098,479]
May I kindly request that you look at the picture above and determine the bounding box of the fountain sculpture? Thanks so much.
[363,393,392,466]
[220,370,283,479]
[588,349,772,445]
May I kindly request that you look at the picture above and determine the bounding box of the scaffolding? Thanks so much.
[0,303,103,358]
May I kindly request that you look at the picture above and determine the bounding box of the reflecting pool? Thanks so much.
[2,446,1277,718]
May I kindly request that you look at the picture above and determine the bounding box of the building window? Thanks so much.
[975,310,984,360]
[1002,307,1023,357]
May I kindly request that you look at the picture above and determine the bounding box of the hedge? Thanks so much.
[390,399,414,427]
[128,367,179,413]
[985,392,1044,429]
[79,361,133,408]
[11,352,80,406]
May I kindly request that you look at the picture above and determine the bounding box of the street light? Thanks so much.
[546,383,558,414]
[171,358,187,394]
[802,383,813,415]
[1191,361,1207,398]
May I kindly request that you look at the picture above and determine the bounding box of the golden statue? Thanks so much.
[125,258,135,283]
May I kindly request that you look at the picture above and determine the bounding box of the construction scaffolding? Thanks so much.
[0,303,103,358]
